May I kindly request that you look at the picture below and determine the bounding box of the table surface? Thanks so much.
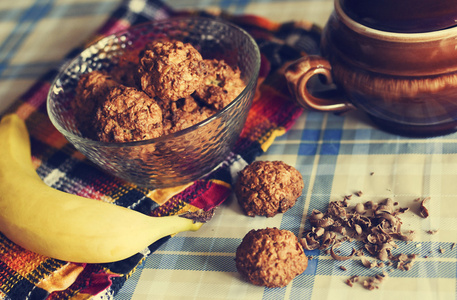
[1,1,456,300]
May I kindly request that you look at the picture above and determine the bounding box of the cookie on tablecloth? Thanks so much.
[235,227,308,287]
[235,160,304,217]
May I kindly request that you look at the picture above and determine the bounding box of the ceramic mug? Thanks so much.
[285,0,457,136]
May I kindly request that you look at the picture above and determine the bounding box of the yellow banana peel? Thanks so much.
[0,114,202,263]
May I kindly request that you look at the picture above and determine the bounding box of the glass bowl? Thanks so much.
[47,17,261,188]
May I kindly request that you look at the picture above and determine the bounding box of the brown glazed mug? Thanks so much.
[285,0,457,136]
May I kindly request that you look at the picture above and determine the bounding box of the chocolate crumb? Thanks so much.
[452,243,456,250]
[330,243,355,261]
[426,229,439,235]
[363,273,388,290]
[361,257,377,268]
[180,208,216,223]
[419,197,430,218]
[397,254,408,262]
[355,191,363,197]
[439,248,445,254]
[395,254,416,271]
[346,275,359,287]
[354,249,364,257]
[404,261,414,270]
[340,266,347,271]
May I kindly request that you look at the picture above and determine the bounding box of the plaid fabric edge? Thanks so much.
[0,0,322,299]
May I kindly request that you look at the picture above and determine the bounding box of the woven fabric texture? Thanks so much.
[0,0,321,299]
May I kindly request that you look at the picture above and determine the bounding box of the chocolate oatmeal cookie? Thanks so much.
[235,160,304,217]
[73,40,246,143]
[163,96,217,135]
[235,228,308,287]
[93,85,163,142]
[72,71,118,129]
[139,40,205,101]
[194,59,245,110]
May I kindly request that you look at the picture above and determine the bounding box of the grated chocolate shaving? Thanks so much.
[419,197,430,218]
[302,197,415,262]
[330,243,355,261]
[361,257,377,268]
[354,203,366,214]
[394,253,417,271]
[354,248,364,257]
[345,275,359,287]
[301,193,430,288]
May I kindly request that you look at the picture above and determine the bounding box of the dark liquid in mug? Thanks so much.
[340,0,457,33]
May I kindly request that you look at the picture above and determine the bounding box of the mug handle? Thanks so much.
[285,55,355,112]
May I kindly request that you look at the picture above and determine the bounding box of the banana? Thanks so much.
[0,114,202,263]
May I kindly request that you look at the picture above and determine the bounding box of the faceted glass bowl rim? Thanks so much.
[47,16,261,149]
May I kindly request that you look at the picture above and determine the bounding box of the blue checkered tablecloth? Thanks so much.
[1,1,456,300]
[113,110,457,300]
